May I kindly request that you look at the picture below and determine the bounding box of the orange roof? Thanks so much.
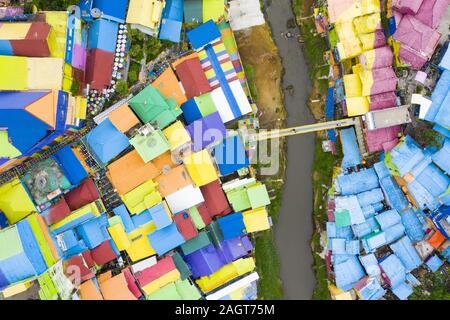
[155,165,193,197]
[24,90,56,128]
[428,230,446,249]
[152,151,178,171]
[79,280,103,300]
[107,149,161,195]
[108,103,140,133]
[99,273,137,300]
[172,52,199,67]
[97,270,112,283]
[152,67,187,105]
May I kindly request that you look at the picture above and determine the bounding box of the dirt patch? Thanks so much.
[235,25,286,129]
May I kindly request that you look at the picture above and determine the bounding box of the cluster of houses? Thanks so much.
[0,1,272,300]
[321,0,450,300]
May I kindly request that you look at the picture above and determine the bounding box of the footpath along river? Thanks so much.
[264,0,316,299]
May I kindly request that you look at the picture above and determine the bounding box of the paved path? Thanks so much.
[264,0,316,299]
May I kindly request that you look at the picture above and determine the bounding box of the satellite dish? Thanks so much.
[68,5,80,17]
[90,8,102,19]
[146,137,157,148]
[162,165,172,174]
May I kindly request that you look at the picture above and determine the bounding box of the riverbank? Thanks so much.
[291,0,340,300]
[235,23,286,300]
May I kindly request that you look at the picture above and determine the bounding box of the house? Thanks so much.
[224,179,270,212]
[92,0,129,23]
[126,0,166,36]
[217,212,245,240]
[202,0,225,22]
[107,149,161,195]
[165,184,205,213]
[148,222,185,255]
[242,207,271,233]
[200,180,232,217]
[0,22,53,57]
[87,19,119,53]
[52,146,89,186]
[162,121,192,151]
[120,179,162,215]
[135,256,181,296]
[85,118,130,165]
[180,93,217,124]
[85,48,115,90]
[390,236,423,272]
[175,58,211,99]
[106,103,141,134]
[213,135,249,176]
[0,179,36,224]
[159,0,184,43]
[152,67,187,105]
[186,112,226,151]
[183,149,219,187]
[146,279,202,300]
[128,84,182,129]
[130,129,171,163]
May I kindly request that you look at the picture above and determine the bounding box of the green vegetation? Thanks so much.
[128,27,175,64]
[244,64,258,101]
[255,230,283,300]
[413,125,443,149]
[115,80,129,98]
[30,0,78,11]
[127,61,140,86]
[411,265,450,300]
[70,79,80,97]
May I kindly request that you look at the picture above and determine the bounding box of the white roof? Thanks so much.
[165,184,204,213]
[205,272,260,300]
[228,0,265,31]
[131,256,157,273]
[210,80,252,124]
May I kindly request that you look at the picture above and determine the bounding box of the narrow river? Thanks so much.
[264,0,316,299]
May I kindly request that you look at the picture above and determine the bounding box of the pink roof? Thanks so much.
[393,0,424,15]
[135,256,176,287]
[399,45,428,69]
[365,126,401,153]
[369,92,397,111]
[368,67,398,96]
[415,0,450,29]
[394,15,441,61]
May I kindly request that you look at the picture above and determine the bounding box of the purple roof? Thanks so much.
[218,236,253,263]
[184,244,226,278]
[186,112,226,151]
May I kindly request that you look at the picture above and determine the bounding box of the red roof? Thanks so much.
[122,268,142,299]
[174,212,198,241]
[135,256,176,287]
[10,22,51,57]
[200,180,232,217]
[64,179,100,211]
[175,58,211,99]
[45,197,71,225]
[197,203,212,225]
[85,48,114,90]
[90,240,118,265]
[64,255,95,281]
[81,250,95,268]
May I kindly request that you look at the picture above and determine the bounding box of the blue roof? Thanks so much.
[390,135,425,177]
[380,176,409,212]
[149,203,172,230]
[88,18,119,52]
[337,168,379,196]
[432,139,450,173]
[181,98,203,124]
[17,219,48,275]
[379,254,406,288]
[374,161,391,179]
[75,214,110,249]
[187,20,221,50]
[334,255,365,291]
[148,223,185,255]
[112,204,136,233]
[217,212,246,240]
[131,209,153,227]
[341,127,362,169]
[407,179,441,211]
[426,255,444,272]
[93,0,128,23]
[184,243,226,278]
[213,135,249,176]
[52,146,88,186]
[425,70,450,122]
[358,278,385,300]
[415,163,449,197]
[359,254,380,277]
[0,40,13,56]
[357,188,384,208]
[162,0,184,21]
[401,209,425,241]
[375,209,401,230]
[392,281,413,300]
[439,42,450,71]
[390,236,422,272]
[159,19,182,43]
[85,118,130,165]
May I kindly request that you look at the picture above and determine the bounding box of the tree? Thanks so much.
[116,80,128,98]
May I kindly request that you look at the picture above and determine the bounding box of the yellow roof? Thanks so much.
[346,97,369,116]
[126,235,156,262]
[184,150,218,187]
[126,0,165,30]
[242,207,270,233]
[0,131,21,158]
[50,202,102,231]
[196,258,255,293]
[108,223,131,251]
[142,269,180,296]
[0,179,36,224]
[0,56,27,90]
[27,57,64,90]
[343,74,362,98]
[0,23,31,40]
[163,121,191,150]
[120,179,162,214]
[1,282,32,299]
[45,11,68,58]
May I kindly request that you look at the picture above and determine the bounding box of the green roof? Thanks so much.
[226,188,251,212]
[0,227,23,260]
[128,85,181,129]
[188,206,206,230]
[146,280,201,300]
[195,93,217,117]
[172,252,192,280]
[247,184,271,209]
[130,130,171,163]
[334,209,351,227]
[205,221,223,247]
[180,232,212,255]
